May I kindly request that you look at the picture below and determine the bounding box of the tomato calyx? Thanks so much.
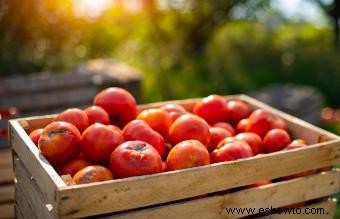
[127,143,147,151]
[48,130,72,138]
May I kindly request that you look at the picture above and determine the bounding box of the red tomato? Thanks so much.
[208,127,232,153]
[38,122,81,165]
[210,138,253,163]
[109,141,162,178]
[73,165,113,184]
[29,128,43,147]
[94,87,137,128]
[263,129,291,153]
[137,108,172,141]
[236,118,248,133]
[193,95,228,125]
[213,122,236,136]
[226,100,251,125]
[55,108,89,133]
[160,103,187,122]
[58,158,93,177]
[246,109,276,138]
[81,123,124,164]
[274,117,288,130]
[122,120,166,158]
[84,106,110,125]
[235,132,263,155]
[167,140,210,171]
[169,114,211,146]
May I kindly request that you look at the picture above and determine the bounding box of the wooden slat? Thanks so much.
[9,120,65,208]
[0,203,14,219]
[58,142,340,218]
[0,184,14,203]
[0,149,13,184]
[104,170,339,219]
[0,169,14,184]
[15,185,40,219]
[14,155,58,218]
[260,198,337,219]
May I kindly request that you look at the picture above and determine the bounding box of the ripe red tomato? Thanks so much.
[213,122,236,136]
[73,165,113,184]
[84,106,110,125]
[137,108,172,141]
[193,95,228,125]
[94,87,137,128]
[55,108,89,133]
[236,118,248,133]
[274,117,288,130]
[246,109,276,138]
[169,114,211,146]
[210,138,253,163]
[81,123,124,164]
[167,140,210,171]
[208,127,232,153]
[110,141,162,178]
[122,120,166,158]
[58,158,93,177]
[235,132,263,155]
[226,100,251,125]
[160,103,187,122]
[263,129,291,153]
[29,128,43,147]
[38,122,81,165]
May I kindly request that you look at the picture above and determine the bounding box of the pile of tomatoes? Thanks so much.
[28,87,309,185]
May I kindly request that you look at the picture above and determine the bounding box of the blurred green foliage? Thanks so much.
[0,0,340,108]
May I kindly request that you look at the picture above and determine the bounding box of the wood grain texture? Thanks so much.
[0,184,14,203]
[102,170,339,219]
[0,203,14,219]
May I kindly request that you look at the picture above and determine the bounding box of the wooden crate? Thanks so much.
[9,95,340,219]
[0,149,14,219]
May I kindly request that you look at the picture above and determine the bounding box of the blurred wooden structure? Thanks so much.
[0,59,142,218]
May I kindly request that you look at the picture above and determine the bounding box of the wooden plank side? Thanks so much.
[260,198,337,219]
[9,120,65,207]
[0,149,14,184]
[0,184,14,203]
[0,203,14,219]
[14,155,58,218]
[104,170,339,219]
[58,142,340,218]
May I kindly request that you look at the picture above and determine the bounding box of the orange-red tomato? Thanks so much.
[167,140,210,171]
[193,95,228,125]
[274,117,288,130]
[160,104,187,122]
[263,129,291,153]
[236,118,249,133]
[109,141,162,178]
[285,139,307,150]
[122,120,166,158]
[84,106,110,125]
[137,108,172,141]
[208,127,232,153]
[38,122,81,165]
[169,114,211,146]
[226,100,251,125]
[55,108,89,133]
[73,165,113,184]
[210,138,253,163]
[246,109,276,138]
[213,122,236,136]
[81,123,124,164]
[94,87,137,128]
[235,132,263,155]
[29,128,43,147]
[58,158,93,177]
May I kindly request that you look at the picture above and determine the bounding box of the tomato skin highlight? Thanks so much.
[109,140,162,178]
[167,140,210,171]
[38,121,81,166]
[193,95,229,125]
[94,87,137,128]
